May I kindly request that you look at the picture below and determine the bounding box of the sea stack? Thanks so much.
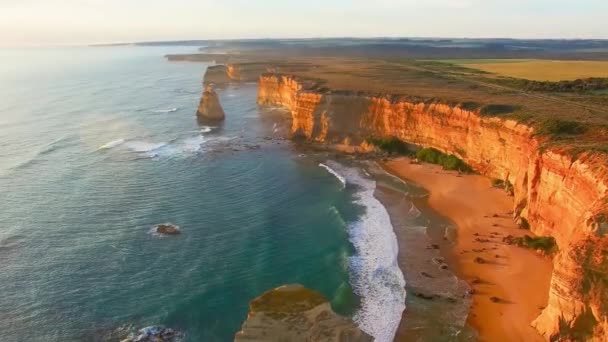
[234,284,372,342]
[197,84,225,121]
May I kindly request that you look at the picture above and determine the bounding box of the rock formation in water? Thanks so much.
[196,85,225,121]
[120,326,183,342]
[256,73,608,341]
[154,223,181,236]
[234,284,371,342]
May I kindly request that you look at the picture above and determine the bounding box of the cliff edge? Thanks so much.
[257,73,608,341]
[234,284,371,342]
[197,85,225,121]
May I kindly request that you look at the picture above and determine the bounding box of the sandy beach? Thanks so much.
[382,157,553,341]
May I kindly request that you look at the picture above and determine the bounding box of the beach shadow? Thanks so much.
[489,296,514,305]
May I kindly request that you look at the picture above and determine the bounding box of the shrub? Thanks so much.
[459,102,481,111]
[366,137,411,155]
[516,77,608,93]
[536,119,587,136]
[415,148,473,173]
[491,179,505,188]
[492,178,514,195]
[505,111,535,124]
[512,235,557,253]
[480,104,519,116]
[519,217,530,230]
[416,147,442,164]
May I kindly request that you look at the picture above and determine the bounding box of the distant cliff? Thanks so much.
[257,73,608,341]
[234,284,371,342]
[197,85,225,121]
[204,63,270,86]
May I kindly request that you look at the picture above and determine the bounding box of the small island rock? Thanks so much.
[155,224,181,236]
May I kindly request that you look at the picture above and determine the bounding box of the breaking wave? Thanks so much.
[98,138,125,150]
[151,108,178,113]
[99,134,206,158]
[319,163,346,188]
[325,161,406,342]
[199,126,216,133]
[123,141,168,154]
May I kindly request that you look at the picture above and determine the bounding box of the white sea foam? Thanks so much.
[177,135,206,153]
[407,202,422,219]
[319,163,346,187]
[142,135,207,158]
[99,132,210,159]
[98,138,125,150]
[328,206,347,227]
[326,161,406,342]
[199,126,215,133]
[123,141,168,153]
[151,108,178,113]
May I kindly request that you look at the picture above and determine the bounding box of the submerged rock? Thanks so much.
[197,85,225,121]
[154,224,181,236]
[235,284,372,342]
[120,325,183,342]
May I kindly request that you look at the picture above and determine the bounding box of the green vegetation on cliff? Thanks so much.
[416,148,472,172]
[509,235,558,254]
[366,137,411,155]
[502,77,608,93]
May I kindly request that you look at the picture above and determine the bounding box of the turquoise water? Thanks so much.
[0,47,367,341]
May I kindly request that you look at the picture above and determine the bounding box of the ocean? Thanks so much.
[0,47,406,341]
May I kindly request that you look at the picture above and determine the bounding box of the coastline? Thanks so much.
[319,161,406,341]
[381,157,553,341]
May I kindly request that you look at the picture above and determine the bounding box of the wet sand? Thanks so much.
[381,157,553,342]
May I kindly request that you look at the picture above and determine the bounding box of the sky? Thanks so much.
[1,0,607,46]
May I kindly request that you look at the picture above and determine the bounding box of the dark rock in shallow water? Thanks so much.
[118,326,183,342]
[413,291,437,300]
[155,224,181,236]
[420,271,435,278]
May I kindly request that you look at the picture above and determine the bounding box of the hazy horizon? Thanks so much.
[1,0,607,47]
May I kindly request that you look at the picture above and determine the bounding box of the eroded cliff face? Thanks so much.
[196,85,225,121]
[234,284,372,342]
[258,74,608,341]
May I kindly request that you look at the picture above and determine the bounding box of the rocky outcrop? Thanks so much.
[235,284,371,342]
[197,85,225,121]
[154,224,181,236]
[120,326,183,342]
[258,73,608,341]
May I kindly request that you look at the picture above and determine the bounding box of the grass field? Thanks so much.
[447,59,608,81]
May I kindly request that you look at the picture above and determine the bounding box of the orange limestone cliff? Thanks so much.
[257,73,608,341]
[197,85,225,121]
